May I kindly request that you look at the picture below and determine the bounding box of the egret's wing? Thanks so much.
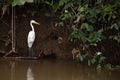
[27,31,35,48]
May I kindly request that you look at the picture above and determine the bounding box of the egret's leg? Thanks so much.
[28,48,35,58]
[31,48,34,57]
[28,48,32,57]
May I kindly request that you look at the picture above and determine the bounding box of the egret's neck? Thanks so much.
[30,22,34,31]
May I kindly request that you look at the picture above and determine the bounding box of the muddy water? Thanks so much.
[0,59,120,80]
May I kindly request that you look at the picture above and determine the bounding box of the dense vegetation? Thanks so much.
[0,0,120,69]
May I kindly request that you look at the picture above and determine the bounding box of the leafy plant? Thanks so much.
[1,0,120,68]
[88,52,106,66]
[54,0,120,67]
[69,23,103,48]
[12,0,34,7]
[109,33,120,44]
[76,53,85,62]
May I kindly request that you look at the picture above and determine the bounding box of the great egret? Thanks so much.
[27,20,40,48]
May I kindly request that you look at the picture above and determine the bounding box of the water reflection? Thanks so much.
[27,67,34,80]
[10,61,15,80]
[0,59,120,80]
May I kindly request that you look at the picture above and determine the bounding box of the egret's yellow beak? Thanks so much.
[34,21,40,25]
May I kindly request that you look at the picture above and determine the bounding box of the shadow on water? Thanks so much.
[0,59,120,80]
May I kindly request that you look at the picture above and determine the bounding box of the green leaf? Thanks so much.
[58,22,64,26]
[103,4,114,12]
[63,2,72,10]
[81,23,94,31]
[96,64,102,71]
[96,51,102,56]
[105,63,112,70]
[99,56,106,63]
[12,0,34,7]
[53,3,60,12]
[77,6,85,12]
[109,33,120,43]
[88,31,102,43]
[59,0,69,6]
[91,58,96,64]
[89,8,101,17]
[111,23,119,30]
[88,32,95,42]
[74,16,81,23]
[86,25,94,31]
[44,1,52,6]
[88,60,91,66]
[78,54,84,62]
[61,12,72,20]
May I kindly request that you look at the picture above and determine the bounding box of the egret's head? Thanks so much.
[30,20,40,25]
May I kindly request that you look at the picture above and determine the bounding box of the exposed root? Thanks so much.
[3,49,18,58]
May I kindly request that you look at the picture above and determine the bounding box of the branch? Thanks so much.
[0,50,6,54]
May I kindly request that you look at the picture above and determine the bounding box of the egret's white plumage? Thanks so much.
[27,20,40,48]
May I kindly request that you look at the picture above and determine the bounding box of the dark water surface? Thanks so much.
[0,59,120,80]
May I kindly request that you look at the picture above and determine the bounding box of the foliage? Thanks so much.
[88,52,106,66]
[1,0,120,67]
[105,63,120,71]
[56,0,120,43]
[76,53,85,62]
[12,0,34,6]
[69,23,103,44]
[0,0,34,6]
[48,0,120,68]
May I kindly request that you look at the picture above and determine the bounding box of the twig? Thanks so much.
[13,6,16,52]
[3,57,38,60]
[70,6,77,17]
[0,35,9,38]
[0,50,6,54]
[3,7,17,57]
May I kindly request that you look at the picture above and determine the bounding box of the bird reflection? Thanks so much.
[27,67,34,80]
